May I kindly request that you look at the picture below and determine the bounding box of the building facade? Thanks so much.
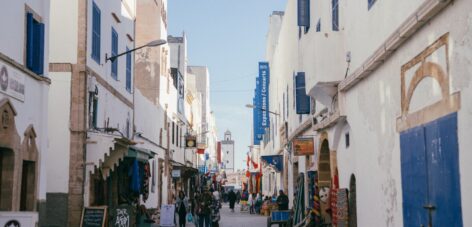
[0,1,50,225]
[260,0,472,226]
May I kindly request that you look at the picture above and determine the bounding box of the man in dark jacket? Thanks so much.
[196,189,213,227]
[228,189,237,212]
[276,190,289,210]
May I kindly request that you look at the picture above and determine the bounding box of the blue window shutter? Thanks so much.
[332,0,339,31]
[296,72,310,114]
[92,2,101,63]
[26,13,34,70]
[37,23,45,75]
[368,0,377,9]
[111,28,118,79]
[298,0,310,27]
[126,47,131,91]
[316,19,321,32]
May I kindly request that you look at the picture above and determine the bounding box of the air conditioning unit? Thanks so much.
[88,76,97,93]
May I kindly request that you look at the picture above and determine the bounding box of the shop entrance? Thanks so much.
[400,113,462,227]
[348,174,357,227]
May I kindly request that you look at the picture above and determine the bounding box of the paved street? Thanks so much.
[180,203,267,227]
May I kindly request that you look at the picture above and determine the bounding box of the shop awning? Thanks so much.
[260,155,283,172]
[127,146,155,161]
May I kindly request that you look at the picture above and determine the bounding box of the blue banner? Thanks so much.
[260,155,283,172]
[253,62,270,145]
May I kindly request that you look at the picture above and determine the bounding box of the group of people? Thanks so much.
[244,190,289,214]
[175,188,222,227]
[174,188,290,226]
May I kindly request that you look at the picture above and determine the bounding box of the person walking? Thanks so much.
[276,190,289,210]
[210,189,221,227]
[228,189,237,212]
[175,191,189,227]
[248,193,254,214]
[196,189,212,227]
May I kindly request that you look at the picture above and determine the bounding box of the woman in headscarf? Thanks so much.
[175,191,189,227]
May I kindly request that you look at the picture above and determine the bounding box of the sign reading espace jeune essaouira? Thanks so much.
[0,62,25,102]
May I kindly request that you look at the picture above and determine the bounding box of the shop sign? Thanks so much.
[293,137,314,156]
[185,135,196,148]
[0,212,37,227]
[171,169,181,178]
[80,206,107,227]
[159,204,175,227]
[0,63,26,102]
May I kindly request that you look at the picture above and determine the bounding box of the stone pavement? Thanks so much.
[178,203,268,227]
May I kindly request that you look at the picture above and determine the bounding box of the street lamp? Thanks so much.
[105,39,167,62]
[245,104,280,116]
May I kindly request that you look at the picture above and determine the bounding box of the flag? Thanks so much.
[197,149,204,154]
[252,160,259,169]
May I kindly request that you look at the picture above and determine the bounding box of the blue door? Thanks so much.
[400,113,463,227]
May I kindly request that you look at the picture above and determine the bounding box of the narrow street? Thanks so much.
[218,204,267,227]
[181,203,268,227]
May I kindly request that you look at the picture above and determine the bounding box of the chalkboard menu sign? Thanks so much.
[80,206,107,227]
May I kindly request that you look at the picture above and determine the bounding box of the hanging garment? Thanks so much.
[142,161,151,201]
[130,159,141,193]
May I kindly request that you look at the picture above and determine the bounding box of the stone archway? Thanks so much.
[0,98,21,211]
[20,125,39,211]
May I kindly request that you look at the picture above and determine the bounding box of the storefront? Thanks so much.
[86,135,156,226]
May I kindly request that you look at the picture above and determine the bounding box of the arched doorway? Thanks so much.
[318,139,331,223]
[349,174,357,227]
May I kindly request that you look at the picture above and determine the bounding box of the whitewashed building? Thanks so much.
[262,0,472,226]
[0,1,50,226]
[47,0,159,226]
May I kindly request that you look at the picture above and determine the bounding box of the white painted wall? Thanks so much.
[46,73,71,193]
[0,0,51,202]
[49,0,78,63]
[263,0,472,226]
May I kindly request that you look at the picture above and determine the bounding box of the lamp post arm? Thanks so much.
[106,44,148,62]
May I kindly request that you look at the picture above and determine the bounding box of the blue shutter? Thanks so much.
[295,72,310,114]
[298,0,310,27]
[368,0,377,9]
[111,28,118,79]
[332,0,339,31]
[92,2,101,63]
[316,19,321,32]
[26,13,34,70]
[126,47,131,91]
[37,23,45,75]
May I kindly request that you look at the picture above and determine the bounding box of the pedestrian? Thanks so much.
[276,190,289,210]
[255,193,263,214]
[196,189,212,227]
[210,190,221,227]
[236,190,241,204]
[228,189,237,212]
[248,193,254,214]
[193,191,200,226]
[175,191,189,227]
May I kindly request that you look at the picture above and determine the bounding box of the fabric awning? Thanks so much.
[260,155,283,172]
[127,146,155,161]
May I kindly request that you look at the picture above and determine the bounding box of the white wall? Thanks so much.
[46,72,71,193]
[49,0,78,63]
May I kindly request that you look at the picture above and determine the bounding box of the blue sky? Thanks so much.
[168,0,286,171]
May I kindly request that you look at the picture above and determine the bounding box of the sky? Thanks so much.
[168,0,287,171]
